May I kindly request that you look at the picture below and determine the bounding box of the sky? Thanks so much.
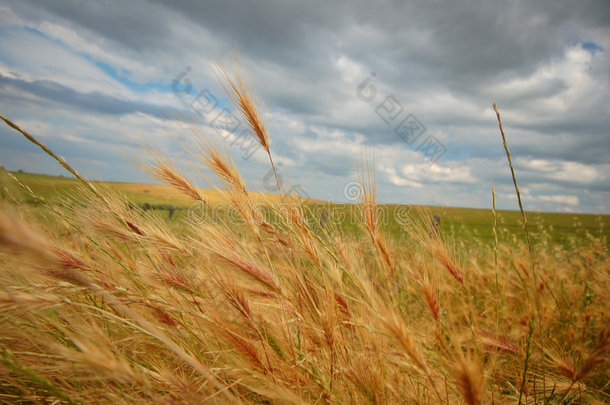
[0,0,608,213]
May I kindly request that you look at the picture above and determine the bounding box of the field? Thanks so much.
[0,61,609,405]
[5,171,608,249]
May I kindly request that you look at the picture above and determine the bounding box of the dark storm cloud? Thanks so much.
[13,0,175,51]
[11,1,610,132]
[12,0,609,87]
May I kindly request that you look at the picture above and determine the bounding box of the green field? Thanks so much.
[3,170,608,249]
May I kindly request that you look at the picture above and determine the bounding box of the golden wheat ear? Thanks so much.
[212,51,269,152]
[195,137,247,193]
[145,150,208,205]
[0,209,57,265]
[213,50,283,196]
[356,152,396,276]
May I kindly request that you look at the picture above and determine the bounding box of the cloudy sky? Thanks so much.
[0,1,608,213]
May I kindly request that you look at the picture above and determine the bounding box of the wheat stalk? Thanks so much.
[492,103,531,256]
[214,51,283,196]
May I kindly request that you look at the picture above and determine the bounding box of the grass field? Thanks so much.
[1,59,609,404]
[4,170,608,248]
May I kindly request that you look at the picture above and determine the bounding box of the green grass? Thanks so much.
[3,170,608,249]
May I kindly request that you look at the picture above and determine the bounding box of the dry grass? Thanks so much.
[0,62,608,404]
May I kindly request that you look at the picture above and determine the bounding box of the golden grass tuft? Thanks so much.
[453,354,484,405]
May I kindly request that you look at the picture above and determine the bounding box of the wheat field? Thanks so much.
[0,59,608,404]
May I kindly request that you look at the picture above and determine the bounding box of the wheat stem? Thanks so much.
[491,103,531,255]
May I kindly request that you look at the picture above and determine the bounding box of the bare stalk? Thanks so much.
[491,103,531,255]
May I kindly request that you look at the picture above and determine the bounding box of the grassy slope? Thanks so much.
[4,170,609,247]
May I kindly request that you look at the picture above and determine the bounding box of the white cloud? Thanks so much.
[517,158,605,185]
[397,162,477,185]
[0,0,608,213]
[0,28,134,98]
[534,194,579,206]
